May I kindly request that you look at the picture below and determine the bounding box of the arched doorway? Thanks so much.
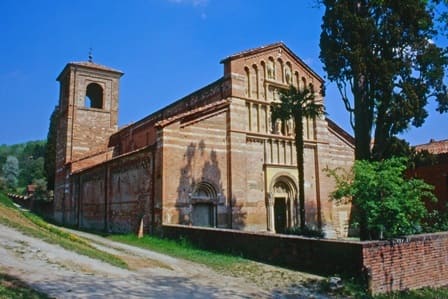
[267,175,297,233]
[190,182,217,227]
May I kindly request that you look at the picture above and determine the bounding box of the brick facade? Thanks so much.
[53,43,354,236]
[411,139,448,213]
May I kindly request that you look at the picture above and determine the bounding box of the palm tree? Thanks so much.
[271,84,325,230]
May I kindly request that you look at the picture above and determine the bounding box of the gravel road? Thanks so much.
[0,224,332,298]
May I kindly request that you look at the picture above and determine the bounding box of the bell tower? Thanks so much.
[54,59,123,223]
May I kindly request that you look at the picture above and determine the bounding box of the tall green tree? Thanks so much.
[320,0,448,161]
[271,85,325,230]
[45,106,58,190]
[431,0,448,38]
[2,156,19,190]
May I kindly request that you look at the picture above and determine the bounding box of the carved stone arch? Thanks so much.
[269,173,298,198]
[266,173,299,233]
[190,181,218,227]
[191,181,218,203]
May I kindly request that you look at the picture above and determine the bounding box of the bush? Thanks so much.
[327,158,436,239]
[423,208,448,233]
[284,225,325,238]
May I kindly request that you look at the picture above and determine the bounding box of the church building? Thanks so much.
[53,43,354,238]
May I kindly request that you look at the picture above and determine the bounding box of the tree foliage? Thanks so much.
[44,106,58,190]
[17,141,46,188]
[327,158,436,239]
[320,0,448,161]
[32,177,48,201]
[2,156,19,190]
[0,141,46,192]
[271,85,325,230]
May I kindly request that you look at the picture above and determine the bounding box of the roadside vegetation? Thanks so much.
[108,234,324,293]
[1,191,447,298]
[320,276,448,299]
[0,192,127,269]
[0,273,50,299]
[109,233,448,298]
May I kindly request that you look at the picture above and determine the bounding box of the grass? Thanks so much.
[110,234,448,298]
[0,273,50,299]
[0,192,127,269]
[109,234,245,271]
[319,275,448,299]
[108,234,324,292]
[374,287,448,299]
[2,192,447,298]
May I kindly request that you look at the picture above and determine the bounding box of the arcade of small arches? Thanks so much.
[243,55,313,101]
[243,56,318,142]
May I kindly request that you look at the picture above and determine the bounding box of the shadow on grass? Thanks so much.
[0,273,50,299]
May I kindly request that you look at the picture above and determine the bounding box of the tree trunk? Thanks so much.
[353,73,372,240]
[294,113,306,230]
[353,74,372,161]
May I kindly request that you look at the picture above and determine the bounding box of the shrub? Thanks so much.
[327,158,436,239]
[284,225,325,238]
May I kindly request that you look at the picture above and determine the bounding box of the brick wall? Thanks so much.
[73,147,157,234]
[161,224,448,295]
[407,156,448,212]
[162,224,364,276]
[362,233,448,295]
[9,194,54,220]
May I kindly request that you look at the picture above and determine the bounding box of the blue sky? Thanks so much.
[0,0,446,146]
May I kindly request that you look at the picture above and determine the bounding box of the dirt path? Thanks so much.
[0,224,332,298]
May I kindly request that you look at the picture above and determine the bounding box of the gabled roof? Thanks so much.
[326,118,355,147]
[57,61,123,81]
[220,42,324,83]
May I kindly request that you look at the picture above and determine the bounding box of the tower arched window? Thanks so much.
[85,83,103,109]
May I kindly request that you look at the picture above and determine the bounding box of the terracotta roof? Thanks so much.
[155,99,230,128]
[27,185,36,192]
[415,139,448,154]
[220,42,324,82]
[220,42,285,62]
[68,61,123,74]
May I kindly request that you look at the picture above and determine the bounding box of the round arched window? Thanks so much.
[85,83,103,109]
